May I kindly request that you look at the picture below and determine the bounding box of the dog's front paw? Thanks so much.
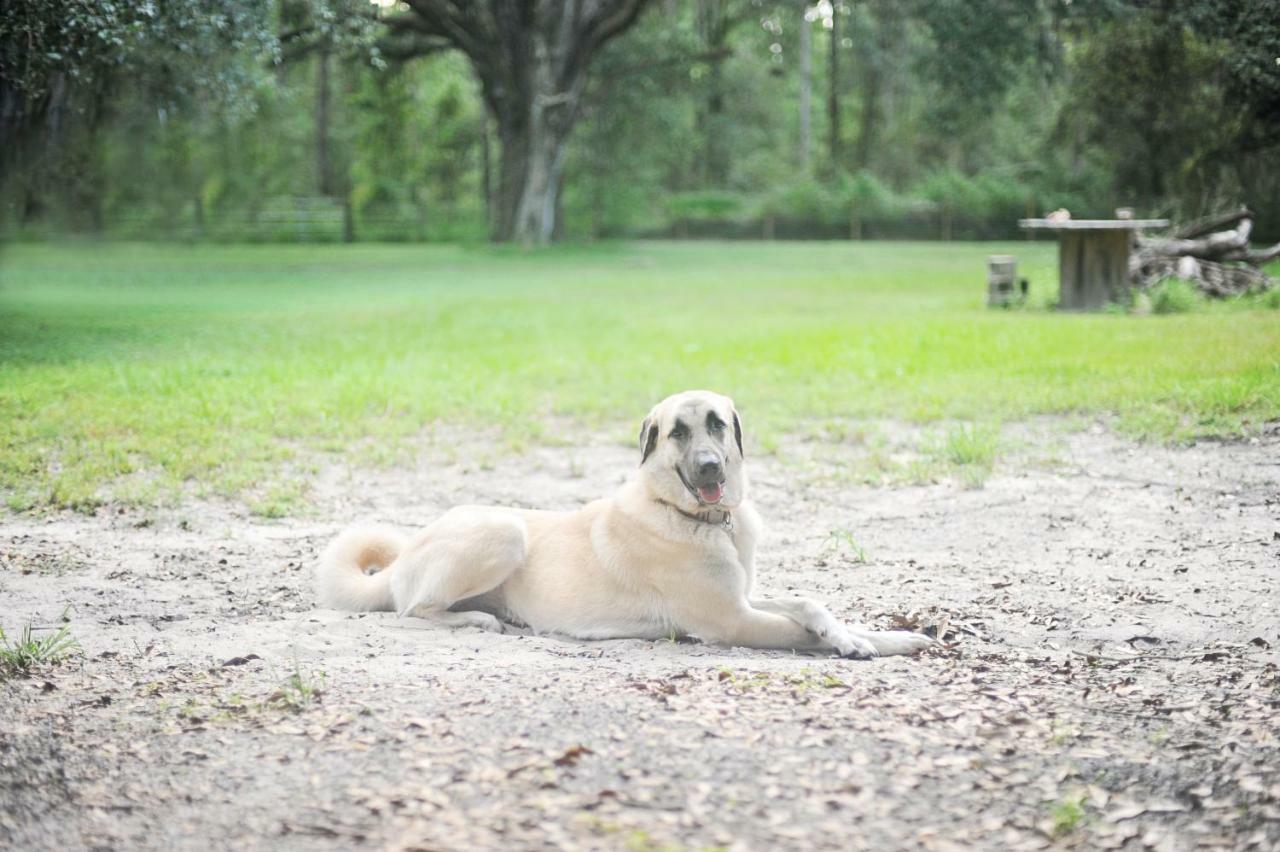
[829,628,879,660]
[865,630,936,657]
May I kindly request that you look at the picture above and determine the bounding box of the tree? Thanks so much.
[279,0,387,199]
[796,2,812,170]
[385,1,653,244]
[0,0,274,228]
[826,1,843,167]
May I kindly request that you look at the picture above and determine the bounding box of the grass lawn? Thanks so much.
[1,240,1277,512]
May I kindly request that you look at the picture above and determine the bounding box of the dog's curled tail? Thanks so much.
[316,525,406,612]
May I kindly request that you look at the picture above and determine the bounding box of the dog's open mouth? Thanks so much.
[678,467,725,505]
[696,482,724,504]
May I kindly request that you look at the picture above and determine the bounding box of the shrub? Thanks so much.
[665,190,748,224]
[1149,278,1203,314]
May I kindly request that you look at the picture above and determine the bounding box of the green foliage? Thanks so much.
[1149,279,1205,315]
[762,178,847,224]
[269,665,326,712]
[666,191,749,224]
[0,621,80,680]
[825,529,869,563]
[7,0,1279,241]
[1049,793,1087,837]
[1059,8,1279,224]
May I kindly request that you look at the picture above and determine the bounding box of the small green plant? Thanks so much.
[0,622,80,680]
[248,479,308,519]
[924,423,1000,487]
[716,666,773,690]
[1253,287,1280,310]
[1149,278,1203,314]
[1049,793,1087,837]
[785,668,846,690]
[825,528,868,563]
[268,665,326,712]
[943,423,999,467]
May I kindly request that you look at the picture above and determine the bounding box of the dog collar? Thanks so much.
[666,502,733,532]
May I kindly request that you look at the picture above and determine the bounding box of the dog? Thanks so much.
[317,390,934,658]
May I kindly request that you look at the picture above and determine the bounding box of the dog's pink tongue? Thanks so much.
[697,483,723,504]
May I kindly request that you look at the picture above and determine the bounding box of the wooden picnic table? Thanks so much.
[1019,218,1169,310]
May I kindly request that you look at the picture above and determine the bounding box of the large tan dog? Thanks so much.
[317,390,933,658]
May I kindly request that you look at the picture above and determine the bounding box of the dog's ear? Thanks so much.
[731,408,744,457]
[639,416,658,465]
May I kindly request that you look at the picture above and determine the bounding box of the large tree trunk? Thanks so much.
[490,62,582,245]
[389,1,652,245]
[480,112,493,232]
[827,3,841,167]
[316,48,333,196]
[696,0,732,186]
[852,17,881,172]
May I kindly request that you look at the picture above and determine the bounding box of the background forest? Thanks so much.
[3,0,1279,244]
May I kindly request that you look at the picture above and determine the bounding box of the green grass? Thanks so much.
[268,665,326,712]
[1048,793,1088,838]
[923,422,1002,487]
[1148,278,1205,314]
[0,621,80,680]
[825,528,869,563]
[1,241,1277,511]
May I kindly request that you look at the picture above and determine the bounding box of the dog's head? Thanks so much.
[637,390,746,511]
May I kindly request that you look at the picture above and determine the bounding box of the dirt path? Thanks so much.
[3,421,1278,850]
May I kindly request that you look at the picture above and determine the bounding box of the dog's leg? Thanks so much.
[752,598,878,658]
[671,590,869,658]
[753,598,935,658]
[400,608,507,634]
[847,629,936,657]
[389,507,525,632]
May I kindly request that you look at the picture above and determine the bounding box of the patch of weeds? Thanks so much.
[784,667,846,690]
[903,457,947,485]
[816,420,875,445]
[715,666,773,690]
[1049,792,1087,838]
[0,621,80,680]
[942,423,999,467]
[924,423,1000,487]
[177,697,206,722]
[248,479,308,519]
[825,528,869,563]
[1148,278,1203,314]
[1048,724,1077,747]
[5,490,40,512]
[855,446,904,484]
[268,665,326,712]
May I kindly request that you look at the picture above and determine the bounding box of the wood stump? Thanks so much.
[1058,229,1131,310]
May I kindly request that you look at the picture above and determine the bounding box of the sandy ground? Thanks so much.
[2,419,1278,851]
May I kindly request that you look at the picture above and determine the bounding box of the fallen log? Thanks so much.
[1220,242,1280,266]
[1137,256,1273,296]
[1171,206,1253,240]
[1132,210,1278,297]
[1137,218,1252,261]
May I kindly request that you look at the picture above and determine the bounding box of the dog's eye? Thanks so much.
[669,423,689,440]
[706,413,726,433]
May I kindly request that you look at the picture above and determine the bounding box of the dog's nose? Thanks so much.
[697,454,723,480]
